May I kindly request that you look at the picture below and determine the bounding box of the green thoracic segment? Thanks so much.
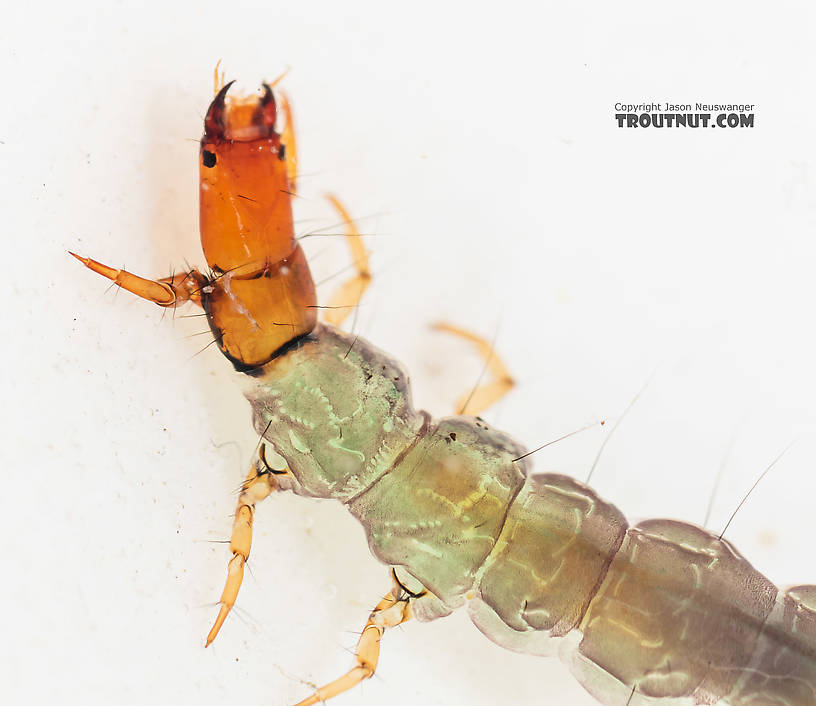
[244,323,816,706]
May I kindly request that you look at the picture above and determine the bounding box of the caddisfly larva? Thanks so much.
[71,76,816,706]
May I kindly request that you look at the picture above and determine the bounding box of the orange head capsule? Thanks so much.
[198,82,316,369]
[200,82,294,271]
[72,80,316,370]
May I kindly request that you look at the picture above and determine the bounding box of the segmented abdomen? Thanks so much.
[561,518,816,705]
[248,327,816,705]
[350,423,816,705]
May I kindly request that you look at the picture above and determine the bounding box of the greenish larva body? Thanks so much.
[246,324,816,706]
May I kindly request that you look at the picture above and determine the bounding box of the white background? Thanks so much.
[5,2,816,705]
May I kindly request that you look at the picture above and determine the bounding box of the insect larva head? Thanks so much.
[197,81,316,370]
[199,81,294,274]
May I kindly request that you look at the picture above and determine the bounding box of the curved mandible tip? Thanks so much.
[204,79,236,140]
[258,83,278,131]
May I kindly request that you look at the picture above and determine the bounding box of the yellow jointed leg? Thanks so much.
[277,91,298,192]
[205,448,283,646]
[293,587,412,706]
[322,194,372,327]
[432,322,515,416]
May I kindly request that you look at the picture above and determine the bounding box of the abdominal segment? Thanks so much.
[469,474,627,655]
[471,487,816,706]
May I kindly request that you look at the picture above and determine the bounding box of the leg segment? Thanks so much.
[322,194,372,327]
[69,252,206,309]
[432,322,515,416]
[205,448,283,646]
[292,584,412,706]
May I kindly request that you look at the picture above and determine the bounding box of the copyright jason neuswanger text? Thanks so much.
[614,103,755,128]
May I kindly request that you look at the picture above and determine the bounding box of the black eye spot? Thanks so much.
[202,150,217,168]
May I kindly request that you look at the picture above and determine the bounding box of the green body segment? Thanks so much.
[244,325,427,500]
[347,415,528,613]
[470,473,627,645]
[245,324,816,706]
